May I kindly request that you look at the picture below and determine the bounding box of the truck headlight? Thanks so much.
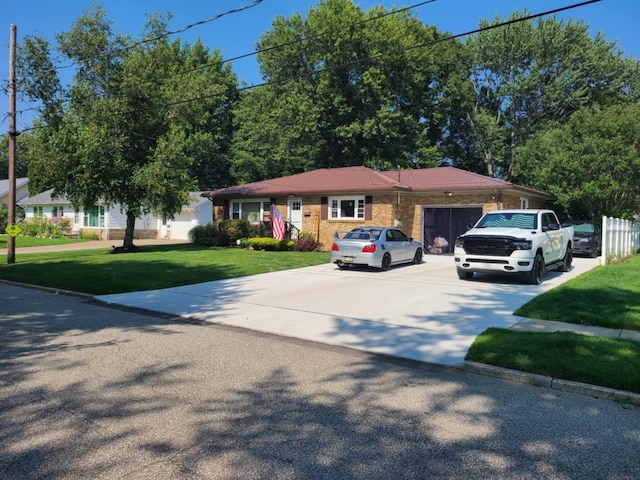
[455,237,464,248]
[512,240,533,250]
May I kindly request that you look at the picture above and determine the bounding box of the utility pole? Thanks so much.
[7,24,17,264]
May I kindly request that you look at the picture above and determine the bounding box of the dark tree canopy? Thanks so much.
[230,0,468,182]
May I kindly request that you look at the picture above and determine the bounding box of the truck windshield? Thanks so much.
[475,213,537,229]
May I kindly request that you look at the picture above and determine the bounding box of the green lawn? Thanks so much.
[0,234,87,248]
[467,255,640,395]
[0,243,330,294]
[514,255,640,331]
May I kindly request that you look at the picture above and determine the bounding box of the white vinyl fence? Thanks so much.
[600,216,640,265]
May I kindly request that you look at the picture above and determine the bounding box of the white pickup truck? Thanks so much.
[454,209,574,284]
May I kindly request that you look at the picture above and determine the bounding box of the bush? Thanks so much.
[188,223,219,246]
[18,215,65,238]
[248,237,294,251]
[293,232,323,252]
[218,220,251,246]
[0,204,7,232]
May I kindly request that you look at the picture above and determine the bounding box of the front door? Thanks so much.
[288,198,303,239]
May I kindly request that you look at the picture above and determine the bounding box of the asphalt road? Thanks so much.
[2,283,639,479]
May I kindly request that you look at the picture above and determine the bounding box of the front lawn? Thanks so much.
[0,234,86,249]
[515,255,640,332]
[0,244,330,294]
[467,328,640,394]
[467,255,640,395]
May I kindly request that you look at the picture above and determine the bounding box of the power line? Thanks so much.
[16,0,601,135]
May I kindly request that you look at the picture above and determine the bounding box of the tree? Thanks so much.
[465,10,639,180]
[515,103,640,219]
[18,5,237,247]
[0,134,29,179]
[231,0,468,182]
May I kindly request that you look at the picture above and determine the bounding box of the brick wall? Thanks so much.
[212,192,547,251]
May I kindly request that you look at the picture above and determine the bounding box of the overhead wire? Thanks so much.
[13,0,601,134]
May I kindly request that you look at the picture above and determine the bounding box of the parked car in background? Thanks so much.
[566,219,601,257]
[331,227,423,270]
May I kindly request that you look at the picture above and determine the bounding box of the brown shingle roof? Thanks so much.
[203,166,551,199]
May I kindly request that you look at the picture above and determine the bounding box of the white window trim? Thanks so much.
[230,198,271,224]
[328,195,365,220]
[520,197,529,209]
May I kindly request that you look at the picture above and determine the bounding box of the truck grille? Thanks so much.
[460,236,516,256]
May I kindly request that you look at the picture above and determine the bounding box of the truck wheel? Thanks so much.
[381,253,391,271]
[457,269,473,280]
[558,246,573,272]
[526,253,544,285]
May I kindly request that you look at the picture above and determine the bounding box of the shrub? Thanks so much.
[79,230,100,240]
[248,237,294,251]
[17,215,65,238]
[218,220,251,246]
[0,204,7,232]
[293,232,322,252]
[188,223,219,246]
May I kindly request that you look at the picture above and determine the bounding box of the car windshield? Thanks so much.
[569,222,595,234]
[475,213,537,229]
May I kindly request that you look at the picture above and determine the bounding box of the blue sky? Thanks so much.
[2,0,638,132]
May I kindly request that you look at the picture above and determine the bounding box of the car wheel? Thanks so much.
[381,253,391,271]
[457,269,473,280]
[526,253,544,285]
[413,248,423,264]
[558,246,572,272]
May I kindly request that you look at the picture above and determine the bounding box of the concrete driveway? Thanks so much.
[97,254,600,366]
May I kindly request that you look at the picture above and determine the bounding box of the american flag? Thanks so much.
[271,205,285,241]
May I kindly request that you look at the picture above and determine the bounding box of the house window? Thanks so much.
[33,206,43,216]
[230,200,270,224]
[52,206,64,217]
[329,196,365,220]
[520,198,529,209]
[84,206,105,227]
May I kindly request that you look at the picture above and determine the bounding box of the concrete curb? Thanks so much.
[465,361,640,406]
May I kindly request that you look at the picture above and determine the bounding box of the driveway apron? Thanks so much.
[97,255,600,365]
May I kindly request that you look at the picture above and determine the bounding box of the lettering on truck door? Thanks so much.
[543,212,563,261]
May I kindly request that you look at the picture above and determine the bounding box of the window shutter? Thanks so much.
[321,197,328,220]
[365,195,373,220]
[223,200,229,220]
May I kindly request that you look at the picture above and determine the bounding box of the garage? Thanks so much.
[423,206,482,255]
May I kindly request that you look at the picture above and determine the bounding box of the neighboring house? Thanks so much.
[18,189,211,241]
[202,166,553,253]
[157,192,213,240]
[0,177,30,207]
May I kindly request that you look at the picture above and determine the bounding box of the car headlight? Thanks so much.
[512,240,533,250]
[455,237,464,248]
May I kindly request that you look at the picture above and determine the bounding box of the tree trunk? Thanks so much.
[123,210,136,248]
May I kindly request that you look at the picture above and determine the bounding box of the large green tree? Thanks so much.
[18,5,237,247]
[465,10,639,180]
[231,0,469,182]
[515,103,640,219]
[0,134,29,179]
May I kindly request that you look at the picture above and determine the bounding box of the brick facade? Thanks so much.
[213,191,546,251]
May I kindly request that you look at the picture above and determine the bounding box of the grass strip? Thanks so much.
[0,244,330,295]
[466,328,640,394]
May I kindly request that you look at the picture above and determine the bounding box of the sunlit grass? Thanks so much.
[0,243,330,294]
